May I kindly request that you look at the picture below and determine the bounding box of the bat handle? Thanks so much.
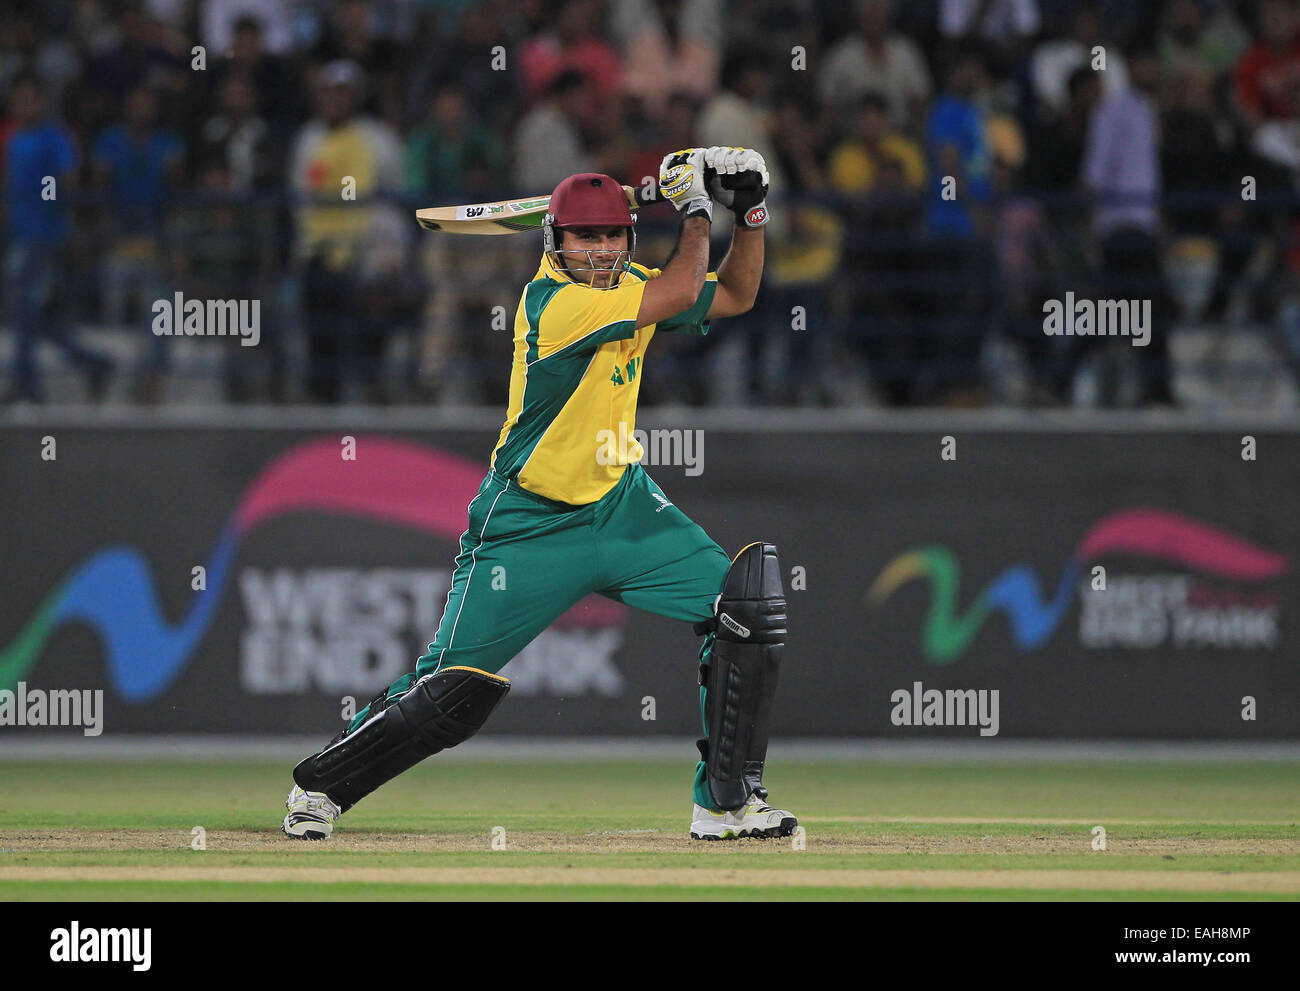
[630,184,660,208]
[627,171,754,206]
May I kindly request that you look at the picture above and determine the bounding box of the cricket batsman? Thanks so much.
[283,146,796,841]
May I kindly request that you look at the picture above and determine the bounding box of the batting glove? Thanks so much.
[704,146,769,228]
[658,148,713,221]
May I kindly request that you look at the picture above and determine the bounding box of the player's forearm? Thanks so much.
[716,226,764,310]
[637,214,711,327]
[660,214,711,303]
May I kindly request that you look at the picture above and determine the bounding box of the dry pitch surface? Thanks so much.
[0,759,1296,900]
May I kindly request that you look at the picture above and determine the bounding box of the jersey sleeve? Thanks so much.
[639,268,719,336]
[531,277,646,361]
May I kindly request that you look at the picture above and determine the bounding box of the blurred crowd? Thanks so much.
[3,0,1300,407]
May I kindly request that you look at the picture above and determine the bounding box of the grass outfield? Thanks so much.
[0,758,1296,900]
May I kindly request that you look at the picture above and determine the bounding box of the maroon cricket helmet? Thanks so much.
[549,173,633,227]
[543,173,637,287]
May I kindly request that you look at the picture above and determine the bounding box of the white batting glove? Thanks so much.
[703,146,769,187]
[658,148,713,220]
[703,146,770,229]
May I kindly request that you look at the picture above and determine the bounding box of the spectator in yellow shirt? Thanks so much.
[288,60,403,403]
[828,92,926,195]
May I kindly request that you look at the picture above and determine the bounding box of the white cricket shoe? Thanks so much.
[689,793,798,840]
[282,784,341,840]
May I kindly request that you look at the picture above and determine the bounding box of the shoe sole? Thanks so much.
[283,827,329,841]
[690,817,797,841]
[690,830,738,840]
[282,814,332,840]
[282,824,330,840]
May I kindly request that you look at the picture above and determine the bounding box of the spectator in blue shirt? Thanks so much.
[92,84,184,237]
[3,75,113,404]
[918,47,994,403]
[91,84,183,402]
[925,48,993,236]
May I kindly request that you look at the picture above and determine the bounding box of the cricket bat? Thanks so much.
[416,184,660,234]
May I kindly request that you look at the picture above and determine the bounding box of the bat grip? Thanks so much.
[628,170,758,207]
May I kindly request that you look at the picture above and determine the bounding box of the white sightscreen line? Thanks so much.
[0,736,1297,761]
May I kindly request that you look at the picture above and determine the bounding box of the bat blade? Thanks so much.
[415,185,655,234]
[415,194,552,234]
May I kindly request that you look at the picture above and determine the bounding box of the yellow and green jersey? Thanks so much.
[490,253,718,505]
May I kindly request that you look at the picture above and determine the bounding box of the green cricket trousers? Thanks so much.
[345,461,732,807]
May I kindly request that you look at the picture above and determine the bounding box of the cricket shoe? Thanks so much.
[282,784,341,840]
[690,793,798,840]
